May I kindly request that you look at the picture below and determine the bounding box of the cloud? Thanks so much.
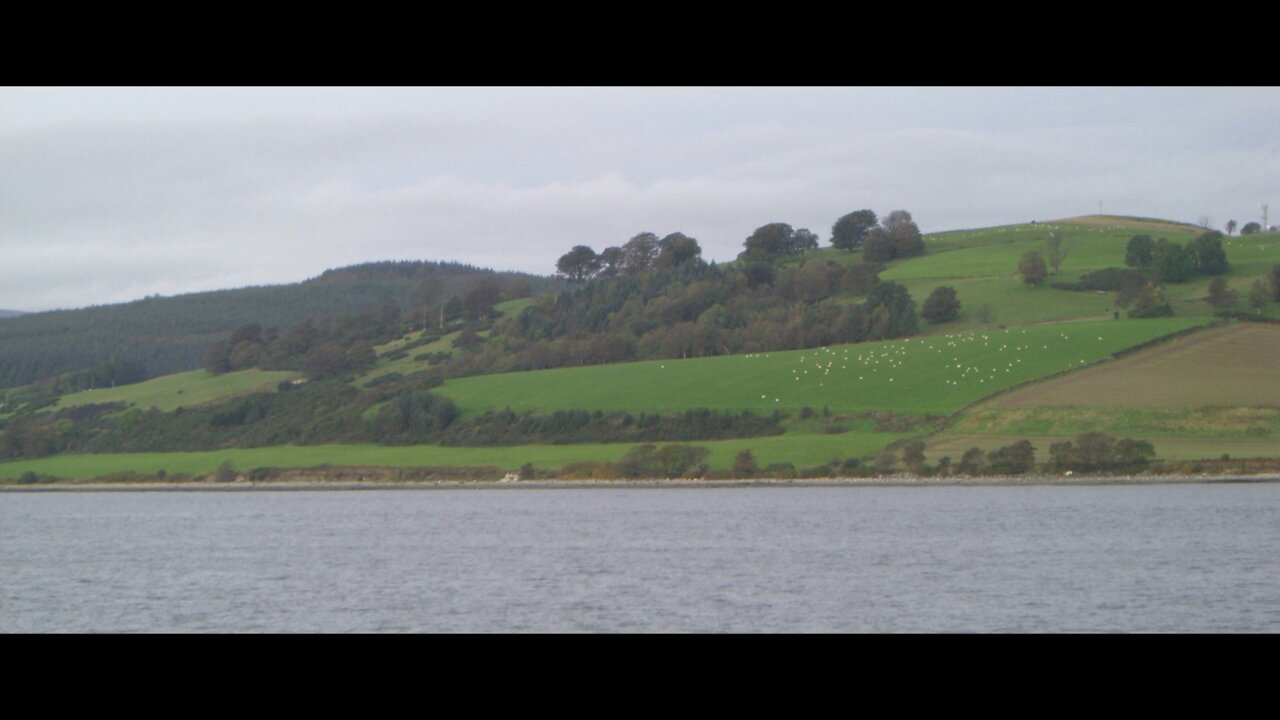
[2,87,1278,311]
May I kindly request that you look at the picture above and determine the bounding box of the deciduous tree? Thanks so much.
[921,286,961,323]
[830,209,878,251]
[1206,277,1238,309]
[1019,251,1048,286]
[1125,234,1155,269]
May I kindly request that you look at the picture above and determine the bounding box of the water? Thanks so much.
[2,484,1278,632]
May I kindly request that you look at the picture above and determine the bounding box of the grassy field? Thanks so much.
[987,322,1280,408]
[53,368,299,413]
[0,431,909,481]
[437,317,1207,417]
[928,321,1280,461]
[359,296,534,383]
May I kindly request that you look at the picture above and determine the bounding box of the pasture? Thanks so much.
[0,431,909,481]
[437,318,1207,417]
[53,368,299,413]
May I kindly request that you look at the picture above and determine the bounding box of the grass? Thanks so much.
[924,434,1280,462]
[987,322,1280,408]
[927,321,1280,462]
[53,369,299,413]
[437,317,1208,417]
[359,296,534,383]
[952,406,1280,439]
[0,431,909,481]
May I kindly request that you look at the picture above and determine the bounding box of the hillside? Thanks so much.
[3,214,1279,482]
[0,260,563,389]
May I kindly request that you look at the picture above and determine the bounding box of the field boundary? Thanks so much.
[879,319,1224,455]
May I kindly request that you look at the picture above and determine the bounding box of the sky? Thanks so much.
[3,86,1278,312]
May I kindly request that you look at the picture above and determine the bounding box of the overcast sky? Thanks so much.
[3,86,1278,312]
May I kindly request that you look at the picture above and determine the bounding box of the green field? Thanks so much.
[13,217,1280,480]
[0,431,908,481]
[988,322,1280,408]
[359,296,534,383]
[437,318,1207,417]
[929,321,1280,461]
[53,368,299,413]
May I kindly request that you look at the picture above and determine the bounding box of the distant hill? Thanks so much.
[0,310,26,319]
[0,260,563,389]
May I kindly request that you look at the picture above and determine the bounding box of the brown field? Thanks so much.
[990,322,1280,408]
[1050,214,1206,234]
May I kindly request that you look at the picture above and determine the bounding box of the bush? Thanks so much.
[732,449,758,476]
[921,286,961,323]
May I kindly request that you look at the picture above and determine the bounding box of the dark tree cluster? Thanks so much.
[921,286,961,324]
[860,210,926,263]
[1049,433,1156,473]
[1126,232,1228,282]
[738,223,821,263]
[557,232,703,283]
[0,260,554,390]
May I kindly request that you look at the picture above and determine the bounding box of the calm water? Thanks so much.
[2,484,1278,632]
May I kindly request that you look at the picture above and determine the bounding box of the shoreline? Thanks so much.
[5,473,1280,492]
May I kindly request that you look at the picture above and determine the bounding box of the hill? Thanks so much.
[3,213,1279,482]
[0,260,562,389]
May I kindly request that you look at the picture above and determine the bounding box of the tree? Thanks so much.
[884,210,924,258]
[1206,277,1238,309]
[1129,282,1173,318]
[986,440,1036,474]
[741,262,775,289]
[873,450,897,474]
[654,233,702,269]
[958,447,987,476]
[204,339,233,374]
[901,440,927,474]
[1018,251,1048,286]
[831,209,878,251]
[732,449,758,476]
[1186,231,1229,275]
[345,340,377,370]
[741,223,796,262]
[1250,278,1270,311]
[1226,219,1238,236]
[840,261,881,295]
[793,228,820,255]
[1125,234,1155,269]
[1046,232,1072,275]
[1241,222,1262,235]
[597,246,624,278]
[1270,264,1280,301]
[620,232,660,274]
[921,286,961,324]
[862,282,919,339]
[861,228,895,262]
[1153,240,1194,283]
[462,279,502,320]
[414,281,446,330]
[556,245,600,282]
[797,261,834,303]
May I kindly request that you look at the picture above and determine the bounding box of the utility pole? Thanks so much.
[1263,203,1269,231]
